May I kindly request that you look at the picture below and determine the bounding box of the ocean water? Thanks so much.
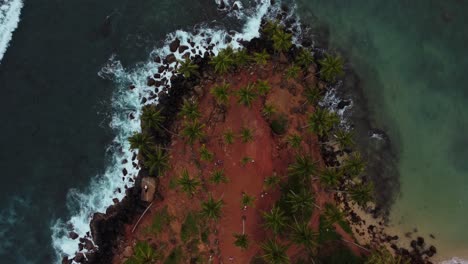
[1,0,467,263]
[295,0,468,262]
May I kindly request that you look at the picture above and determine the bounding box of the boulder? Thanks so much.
[169,38,180,52]
[166,54,177,64]
[178,45,189,53]
[147,78,156,86]
[193,85,204,97]
[68,231,79,240]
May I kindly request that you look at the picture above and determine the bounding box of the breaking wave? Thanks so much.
[0,0,23,64]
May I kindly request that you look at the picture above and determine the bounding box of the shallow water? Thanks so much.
[295,0,468,261]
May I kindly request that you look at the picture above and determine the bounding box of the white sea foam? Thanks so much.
[440,258,468,264]
[51,0,279,262]
[0,0,23,64]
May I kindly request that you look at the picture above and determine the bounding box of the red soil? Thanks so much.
[113,61,366,263]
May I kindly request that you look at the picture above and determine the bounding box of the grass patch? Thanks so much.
[164,246,183,264]
[180,212,200,243]
[143,206,171,236]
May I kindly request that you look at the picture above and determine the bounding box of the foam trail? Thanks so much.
[51,0,279,262]
[0,0,23,64]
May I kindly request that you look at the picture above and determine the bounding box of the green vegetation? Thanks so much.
[262,103,276,118]
[210,83,230,106]
[237,83,257,107]
[334,130,355,149]
[241,193,256,208]
[344,152,365,177]
[319,53,344,82]
[177,58,199,78]
[240,127,254,143]
[163,246,183,264]
[285,65,301,80]
[255,80,271,96]
[290,219,318,251]
[125,241,162,264]
[180,212,200,242]
[234,49,250,66]
[253,49,270,65]
[209,169,228,184]
[262,205,287,234]
[177,169,200,196]
[128,132,152,153]
[288,155,317,180]
[319,167,343,189]
[143,206,171,236]
[322,203,344,227]
[318,215,341,244]
[349,182,374,207]
[141,105,166,132]
[181,120,205,145]
[210,48,235,74]
[286,133,302,149]
[200,195,224,221]
[179,99,201,120]
[264,174,281,190]
[270,114,288,135]
[199,144,214,161]
[286,189,315,219]
[307,108,339,137]
[271,28,292,53]
[365,247,410,264]
[144,146,170,177]
[261,239,290,264]
[295,48,314,68]
[240,156,253,166]
[233,233,250,250]
[303,86,321,105]
[223,128,235,145]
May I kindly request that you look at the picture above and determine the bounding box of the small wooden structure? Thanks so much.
[141,177,156,202]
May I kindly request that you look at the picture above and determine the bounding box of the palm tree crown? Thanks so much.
[261,239,290,264]
[285,65,301,80]
[125,241,161,264]
[210,169,228,184]
[303,86,321,105]
[199,144,214,161]
[307,108,339,137]
[240,127,254,143]
[141,106,165,132]
[223,129,235,145]
[334,130,355,150]
[181,120,205,145]
[286,189,315,215]
[179,99,201,120]
[144,146,170,177]
[128,132,152,152]
[210,83,230,106]
[177,58,199,78]
[322,203,344,227]
[344,152,365,177]
[319,167,343,189]
[319,53,344,82]
[286,133,302,149]
[262,205,287,234]
[349,182,374,207]
[290,219,318,250]
[255,80,271,96]
[237,83,257,107]
[200,195,224,221]
[210,48,235,74]
[288,155,317,179]
[253,49,270,65]
[177,169,200,196]
[295,49,314,68]
[233,233,249,250]
[272,29,292,53]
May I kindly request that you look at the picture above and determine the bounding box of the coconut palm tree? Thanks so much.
[256,80,271,96]
[349,182,374,207]
[263,20,281,37]
[144,146,170,177]
[319,167,343,189]
[288,155,318,180]
[240,127,254,143]
[181,120,205,145]
[318,53,344,83]
[285,65,301,80]
[177,57,199,78]
[128,132,152,152]
[199,144,213,161]
[272,29,292,53]
[125,241,161,264]
[286,189,318,215]
[306,108,339,137]
[234,49,249,66]
[290,219,318,251]
[261,239,290,264]
[303,86,321,106]
[179,99,201,120]
[233,233,249,250]
[241,193,256,209]
[237,83,257,107]
[209,169,228,184]
[286,133,302,150]
[343,152,365,177]
[322,203,344,227]
[200,195,224,221]
[223,129,235,145]
[262,205,287,235]
[264,174,281,190]
[240,156,253,167]
[262,103,276,118]
[210,48,235,74]
[365,247,410,264]
[334,130,355,150]
[177,169,200,196]
[141,105,165,132]
[253,49,270,65]
[210,83,230,106]
[296,49,314,68]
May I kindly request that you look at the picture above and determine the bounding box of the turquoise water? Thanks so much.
[296,0,468,260]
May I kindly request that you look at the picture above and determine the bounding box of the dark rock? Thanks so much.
[147,78,156,86]
[121,159,128,164]
[153,73,160,79]
[62,256,71,264]
[129,113,135,120]
[158,66,165,73]
[178,45,189,53]
[429,245,437,254]
[337,100,351,109]
[141,97,147,104]
[69,231,79,240]
[83,239,95,251]
[113,198,119,204]
[416,236,425,247]
[154,56,161,63]
[232,2,240,10]
[166,54,177,64]
[169,38,180,52]
[129,85,135,90]
[122,168,128,176]
[74,253,85,263]
[430,234,435,239]
[78,243,84,251]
